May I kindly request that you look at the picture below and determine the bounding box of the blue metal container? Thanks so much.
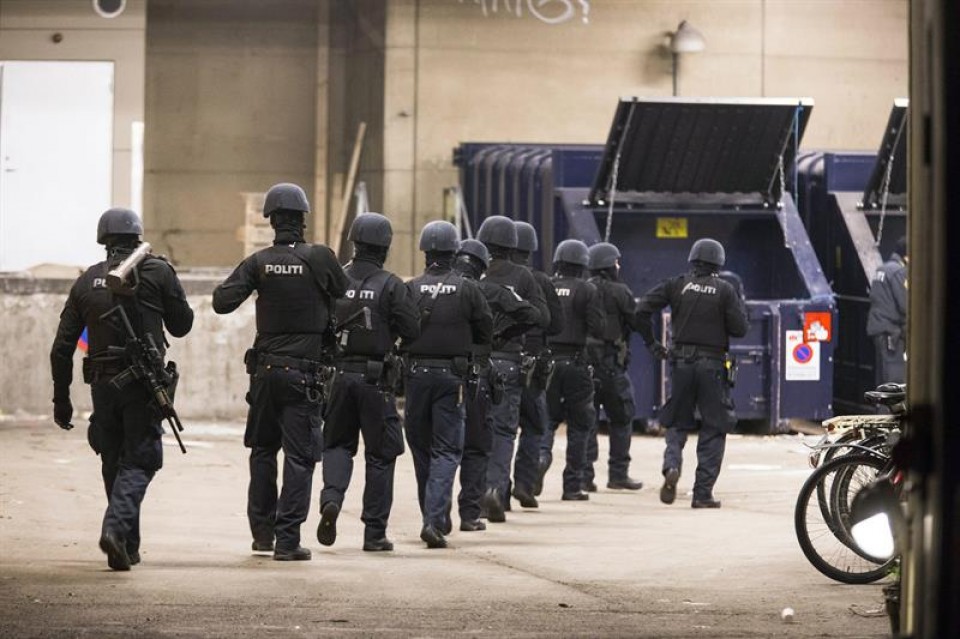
[454,98,835,432]
[796,101,908,413]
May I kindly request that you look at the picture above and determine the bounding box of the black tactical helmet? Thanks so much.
[419,220,460,252]
[458,239,490,268]
[263,182,310,218]
[97,208,143,245]
[514,221,538,252]
[553,239,590,267]
[477,215,519,249]
[688,238,726,267]
[349,212,393,248]
[894,236,907,259]
[588,242,621,270]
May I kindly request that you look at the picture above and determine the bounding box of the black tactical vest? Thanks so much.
[77,262,123,357]
[406,271,471,357]
[549,275,589,347]
[590,277,625,343]
[253,245,327,334]
[672,272,730,349]
[81,257,172,357]
[336,266,393,357]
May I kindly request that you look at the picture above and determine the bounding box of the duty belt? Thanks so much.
[673,344,726,361]
[258,354,324,373]
[409,357,457,368]
[491,351,523,363]
[551,353,585,365]
[83,356,127,383]
[337,361,371,374]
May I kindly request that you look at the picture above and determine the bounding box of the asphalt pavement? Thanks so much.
[0,416,891,638]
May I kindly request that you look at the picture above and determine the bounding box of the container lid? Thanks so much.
[588,97,813,208]
[861,99,908,210]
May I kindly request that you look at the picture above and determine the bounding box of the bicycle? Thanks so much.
[793,384,904,584]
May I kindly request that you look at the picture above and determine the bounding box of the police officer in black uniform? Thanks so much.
[403,221,492,548]
[454,239,539,531]
[585,242,644,492]
[636,238,748,509]
[213,183,347,560]
[475,216,548,523]
[866,236,908,384]
[511,221,564,503]
[50,208,194,571]
[540,239,605,501]
[316,213,419,552]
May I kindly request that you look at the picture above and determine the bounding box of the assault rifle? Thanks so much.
[101,304,187,454]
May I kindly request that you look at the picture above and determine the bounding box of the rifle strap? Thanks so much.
[418,272,457,333]
[671,272,718,345]
[291,243,332,308]
[341,265,390,325]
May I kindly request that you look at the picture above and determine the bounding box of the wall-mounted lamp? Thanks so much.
[92,0,126,19]
[669,20,706,96]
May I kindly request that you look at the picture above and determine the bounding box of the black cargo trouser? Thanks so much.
[459,373,492,522]
[91,382,163,557]
[485,357,523,503]
[544,358,596,495]
[515,385,548,494]
[588,355,637,484]
[245,366,323,551]
[659,356,735,501]
[874,334,906,385]
[403,364,466,531]
[320,371,405,541]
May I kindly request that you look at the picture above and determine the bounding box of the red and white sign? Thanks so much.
[785,330,820,381]
[803,311,832,343]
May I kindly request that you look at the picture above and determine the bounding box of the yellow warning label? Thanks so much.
[656,217,688,238]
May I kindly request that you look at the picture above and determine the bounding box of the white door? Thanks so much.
[0,61,114,272]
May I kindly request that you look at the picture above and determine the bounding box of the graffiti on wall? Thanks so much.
[458,0,591,25]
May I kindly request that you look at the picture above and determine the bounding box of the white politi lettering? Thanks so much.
[92,278,107,289]
[420,283,458,295]
[681,282,717,295]
[265,264,304,275]
[347,289,376,300]
[556,288,572,297]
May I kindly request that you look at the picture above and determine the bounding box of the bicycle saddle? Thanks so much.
[865,383,906,406]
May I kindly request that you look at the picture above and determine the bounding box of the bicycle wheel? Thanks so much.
[815,431,893,526]
[827,451,896,563]
[794,453,898,584]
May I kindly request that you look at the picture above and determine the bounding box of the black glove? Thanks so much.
[53,398,74,430]
[647,341,669,360]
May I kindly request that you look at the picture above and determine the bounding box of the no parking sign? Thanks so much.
[785,330,820,381]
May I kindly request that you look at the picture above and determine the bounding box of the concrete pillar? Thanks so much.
[383,0,419,276]
[313,1,332,245]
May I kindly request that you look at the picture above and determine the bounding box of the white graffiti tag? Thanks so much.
[459,0,590,25]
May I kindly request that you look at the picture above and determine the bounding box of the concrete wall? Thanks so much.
[0,0,146,210]
[0,0,909,278]
[344,0,908,276]
[143,0,319,267]
[0,274,253,420]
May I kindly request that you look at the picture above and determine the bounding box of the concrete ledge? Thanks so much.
[1,271,253,420]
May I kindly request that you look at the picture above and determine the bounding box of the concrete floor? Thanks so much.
[0,417,891,638]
